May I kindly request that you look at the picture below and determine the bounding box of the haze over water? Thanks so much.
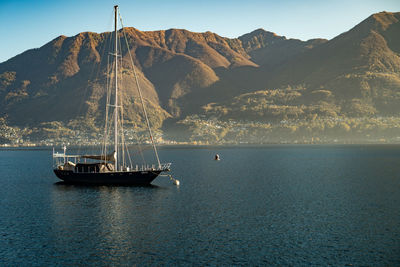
[0,145,399,265]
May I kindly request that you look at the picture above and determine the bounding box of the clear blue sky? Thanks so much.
[0,0,399,63]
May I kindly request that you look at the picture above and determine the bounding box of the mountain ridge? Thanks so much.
[1,11,400,143]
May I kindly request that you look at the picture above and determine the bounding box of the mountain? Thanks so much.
[175,29,327,116]
[266,12,400,113]
[0,27,261,125]
[0,24,316,126]
[239,28,327,67]
[196,12,400,120]
[0,11,399,144]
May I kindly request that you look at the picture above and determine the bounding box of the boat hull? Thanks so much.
[53,169,162,185]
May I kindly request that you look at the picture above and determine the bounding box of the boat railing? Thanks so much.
[56,162,172,173]
[134,163,171,171]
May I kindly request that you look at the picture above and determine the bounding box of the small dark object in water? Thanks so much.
[214,154,220,161]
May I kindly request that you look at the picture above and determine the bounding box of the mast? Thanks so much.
[114,5,119,171]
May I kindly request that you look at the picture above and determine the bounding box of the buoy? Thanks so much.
[165,174,180,186]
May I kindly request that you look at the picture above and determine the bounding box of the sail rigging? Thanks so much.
[119,10,161,168]
[52,5,172,185]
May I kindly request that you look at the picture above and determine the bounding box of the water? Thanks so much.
[1,145,399,265]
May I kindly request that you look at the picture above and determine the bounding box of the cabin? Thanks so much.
[75,163,114,173]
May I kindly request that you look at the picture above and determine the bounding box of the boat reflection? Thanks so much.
[50,181,170,263]
[53,181,160,189]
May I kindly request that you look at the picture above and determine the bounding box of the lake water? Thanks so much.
[0,145,399,265]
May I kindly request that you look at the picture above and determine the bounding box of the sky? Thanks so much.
[0,0,399,63]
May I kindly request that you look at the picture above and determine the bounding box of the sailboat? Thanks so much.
[52,6,171,185]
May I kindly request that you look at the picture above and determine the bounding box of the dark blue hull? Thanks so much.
[53,169,161,185]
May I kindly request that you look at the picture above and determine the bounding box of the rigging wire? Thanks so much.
[104,25,115,157]
[117,31,127,168]
[102,53,110,160]
[103,55,116,162]
[116,22,146,167]
[74,9,114,157]
[119,11,161,168]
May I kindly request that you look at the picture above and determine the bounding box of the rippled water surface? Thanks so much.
[1,145,400,265]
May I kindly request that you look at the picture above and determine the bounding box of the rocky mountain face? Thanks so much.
[0,11,399,143]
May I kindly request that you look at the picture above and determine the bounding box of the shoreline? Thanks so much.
[2,142,400,149]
